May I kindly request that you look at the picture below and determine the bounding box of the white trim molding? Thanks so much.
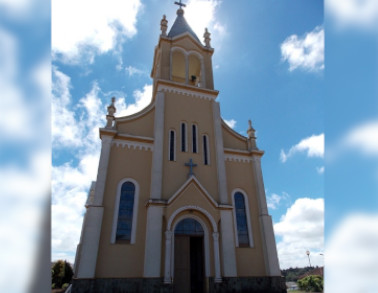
[157,83,216,101]
[167,205,217,232]
[164,208,222,284]
[112,139,153,151]
[224,154,253,163]
[111,178,140,244]
[231,188,254,248]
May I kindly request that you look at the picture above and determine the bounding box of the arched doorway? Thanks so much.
[173,218,205,293]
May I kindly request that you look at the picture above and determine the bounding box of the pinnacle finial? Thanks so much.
[106,97,116,128]
[204,28,211,48]
[247,119,258,150]
[160,14,168,36]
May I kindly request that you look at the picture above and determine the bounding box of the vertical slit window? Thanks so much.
[116,182,135,241]
[169,130,175,161]
[234,192,249,246]
[192,124,197,153]
[181,123,186,152]
[203,135,209,165]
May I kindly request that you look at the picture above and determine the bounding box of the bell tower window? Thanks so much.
[171,50,186,83]
[188,54,202,87]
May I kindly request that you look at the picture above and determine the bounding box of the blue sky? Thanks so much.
[50,0,324,270]
[1,0,378,292]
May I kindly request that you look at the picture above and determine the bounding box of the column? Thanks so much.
[212,232,222,282]
[76,134,113,278]
[164,231,173,283]
[252,155,281,276]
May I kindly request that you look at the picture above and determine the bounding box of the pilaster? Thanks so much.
[150,91,165,199]
[219,210,237,277]
[212,101,228,204]
[143,206,164,277]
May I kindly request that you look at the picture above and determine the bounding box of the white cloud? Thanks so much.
[116,84,152,117]
[280,133,324,163]
[342,120,378,157]
[326,213,378,292]
[326,0,378,31]
[0,27,35,140]
[0,149,50,293]
[281,26,324,72]
[52,67,82,147]
[125,65,146,77]
[267,192,289,210]
[274,198,324,269]
[224,119,236,129]
[52,0,142,63]
[316,166,325,174]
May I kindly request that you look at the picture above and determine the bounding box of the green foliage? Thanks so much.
[52,283,56,289]
[281,266,315,281]
[62,283,69,290]
[298,275,323,292]
[51,260,73,289]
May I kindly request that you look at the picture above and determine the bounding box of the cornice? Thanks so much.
[155,79,219,101]
[112,139,153,151]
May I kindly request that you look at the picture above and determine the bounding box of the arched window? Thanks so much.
[192,124,197,153]
[169,130,176,161]
[116,181,136,241]
[234,192,250,247]
[181,123,187,152]
[188,54,202,87]
[203,135,209,165]
[171,49,186,83]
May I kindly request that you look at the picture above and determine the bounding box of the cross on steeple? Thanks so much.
[185,158,197,177]
[174,0,186,9]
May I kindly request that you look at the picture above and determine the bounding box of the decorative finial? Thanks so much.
[106,97,116,128]
[204,28,211,48]
[174,0,186,9]
[174,0,186,15]
[247,119,258,150]
[160,15,168,36]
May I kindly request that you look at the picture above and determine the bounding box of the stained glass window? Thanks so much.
[169,130,175,161]
[234,192,249,246]
[175,218,204,236]
[181,123,186,152]
[116,182,135,241]
[203,135,208,165]
[192,124,197,153]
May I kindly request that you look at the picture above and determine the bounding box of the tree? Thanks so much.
[52,260,73,289]
[298,275,323,292]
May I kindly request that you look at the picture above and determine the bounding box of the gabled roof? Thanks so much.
[168,8,201,43]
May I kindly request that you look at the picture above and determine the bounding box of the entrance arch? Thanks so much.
[164,206,222,285]
[173,218,205,293]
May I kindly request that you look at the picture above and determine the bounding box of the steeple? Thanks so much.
[151,1,215,91]
[167,7,201,43]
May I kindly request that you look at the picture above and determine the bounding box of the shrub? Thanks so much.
[62,283,69,290]
[298,275,323,292]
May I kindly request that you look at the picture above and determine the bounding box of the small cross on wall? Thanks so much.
[185,158,197,177]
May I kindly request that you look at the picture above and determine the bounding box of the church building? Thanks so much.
[72,3,286,293]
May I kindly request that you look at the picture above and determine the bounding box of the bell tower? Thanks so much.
[151,6,215,91]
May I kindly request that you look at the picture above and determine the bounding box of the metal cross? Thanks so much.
[185,158,197,177]
[174,0,186,9]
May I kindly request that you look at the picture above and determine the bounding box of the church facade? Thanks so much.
[72,5,286,293]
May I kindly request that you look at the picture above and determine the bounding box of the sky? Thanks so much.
[0,0,377,292]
